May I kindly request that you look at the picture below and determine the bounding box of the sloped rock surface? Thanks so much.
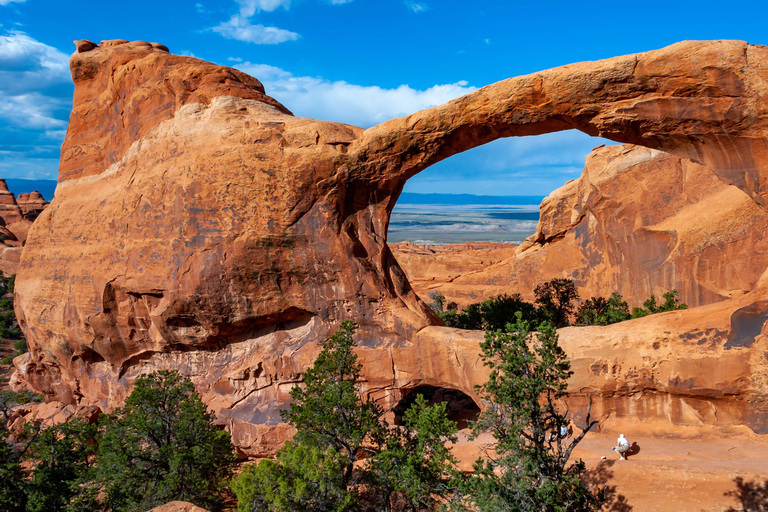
[13,39,768,454]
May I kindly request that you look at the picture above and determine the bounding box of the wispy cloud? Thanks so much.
[0,0,27,6]
[405,1,429,13]
[211,0,298,44]
[213,15,300,44]
[234,61,476,128]
[237,0,291,16]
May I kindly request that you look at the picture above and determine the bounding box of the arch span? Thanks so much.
[13,38,768,455]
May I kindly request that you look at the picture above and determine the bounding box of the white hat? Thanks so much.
[619,434,625,438]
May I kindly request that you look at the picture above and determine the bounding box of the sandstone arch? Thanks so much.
[12,39,768,454]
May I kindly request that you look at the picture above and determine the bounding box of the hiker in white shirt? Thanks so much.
[614,434,630,460]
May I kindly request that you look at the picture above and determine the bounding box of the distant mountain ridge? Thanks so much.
[398,192,545,205]
[5,179,57,202]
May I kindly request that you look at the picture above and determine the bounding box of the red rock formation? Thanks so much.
[12,39,768,455]
[0,179,25,243]
[0,180,50,247]
[393,144,768,309]
[17,191,50,221]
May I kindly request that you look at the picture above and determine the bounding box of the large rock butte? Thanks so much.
[12,39,768,455]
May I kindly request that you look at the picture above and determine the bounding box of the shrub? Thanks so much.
[428,291,447,313]
[576,293,631,326]
[21,417,99,512]
[631,289,687,318]
[439,294,540,331]
[232,321,460,512]
[534,278,580,328]
[460,313,602,511]
[0,390,42,423]
[0,425,25,512]
[97,370,235,511]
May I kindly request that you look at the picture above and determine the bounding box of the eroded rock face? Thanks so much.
[393,144,768,309]
[13,39,768,454]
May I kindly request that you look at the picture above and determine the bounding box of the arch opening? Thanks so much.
[388,130,610,246]
[393,385,481,430]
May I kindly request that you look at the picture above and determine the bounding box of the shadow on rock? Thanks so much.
[724,476,768,512]
[626,442,640,460]
[584,460,633,511]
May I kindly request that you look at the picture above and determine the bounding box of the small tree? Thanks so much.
[462,313,601,511]
[429,292,447,314]
[282,321,385,490]
[97,370,235,511]
[232,441,352,512]
[22,417,99,512]
[232,321,461,512]
[0,425,25,512]
[439,294,540,331]
[369,394,460,512]
[534,279,580,328]
[576,293,631,326]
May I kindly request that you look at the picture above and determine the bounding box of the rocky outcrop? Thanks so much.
[12,39,768,455]
[0,179,51,275]
[17,191,50,221]
[0,180,50,247]
[392,144,768,309]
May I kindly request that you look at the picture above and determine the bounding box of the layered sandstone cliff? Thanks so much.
[12,39,768,455]
[393,143,768,309]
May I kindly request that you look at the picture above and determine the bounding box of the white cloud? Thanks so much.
[234,61,476,127]
[212,14,300,44]
[327,0,354,3]
[405,1,428,13]
[0,0,27,5]
[0,30,69,81]
[237,0,291,16]
[0,93,68,130]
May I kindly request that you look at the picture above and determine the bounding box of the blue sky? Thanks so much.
[1,0,766,195]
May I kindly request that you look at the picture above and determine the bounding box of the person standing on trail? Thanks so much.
[614,433,630,460]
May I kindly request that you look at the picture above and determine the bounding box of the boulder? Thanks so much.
[12,39,768,455]
[148,501,209,512]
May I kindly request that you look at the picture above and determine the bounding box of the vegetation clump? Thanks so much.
[0,274,25,365]
[0,370,235,512]
[435,277,687,331]
[231,320,461,512]
[457,313,602,511]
